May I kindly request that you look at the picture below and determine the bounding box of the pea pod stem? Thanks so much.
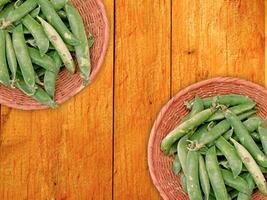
[207,102,256,122]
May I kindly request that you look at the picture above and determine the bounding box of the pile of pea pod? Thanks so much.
[161,94,267,200]
[0,0,94,108]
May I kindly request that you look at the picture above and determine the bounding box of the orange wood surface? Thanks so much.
[0,0,265,199]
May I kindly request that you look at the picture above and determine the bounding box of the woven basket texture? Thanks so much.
[0,0,109,110]
[148,77,267,200]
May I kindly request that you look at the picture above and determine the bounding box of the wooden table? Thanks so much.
[0,0,265,199]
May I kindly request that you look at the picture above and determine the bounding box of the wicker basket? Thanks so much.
[148,77,267,200]
[0,0,109,110]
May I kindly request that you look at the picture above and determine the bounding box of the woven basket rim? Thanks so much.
[0,0,109,110]
[147,76,267,200]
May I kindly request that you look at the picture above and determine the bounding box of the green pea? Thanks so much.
[12,25,35,93]
[65,2,92,85]
[37,0,79,45]
[186,151,202,200]
[5,31,17,86]
[0,30,10,87]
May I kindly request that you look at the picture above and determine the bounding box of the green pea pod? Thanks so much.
[237,110,257,121]
[161,108,215,154]
[172,154,181,175]
[207,102,256,122]
[30,6,41,18]
[258,126,267,156]
[220,168,250,194]
[183,96,204,121]
[15,75,57,108]
[0,2,14,20]
[180,172,187,194]
[215,136,242,178]
[12,25,35,93]
[199,154,210,200]
[37,0,79,45]
[202,94,254,108]
[222,128,234,141]
[57,10,67,19]
[38,16,75,74]
[194,119,231,150]
[243,116,264,132]
[0,5,3,11]
[1,0,37,28]
[225,110,267,168]
[229,190,239,199]
[15,73,35,96]
[237,173,255,200]
[28,47,56,72]
[186,151,202,200]
[5,31,17,86]
[22,15,49,56]
[0,0,9,7]
[251,132,260,142]
[35,67,46,77]
[44,51,62,98]
[205,147,229,200]
[190,123,212,141]
[177,135,189,173]
[51,0,68,10]
[231,138,267,194]
[65,2,92,85]
[0,30,10,87]
[168,141,178,156]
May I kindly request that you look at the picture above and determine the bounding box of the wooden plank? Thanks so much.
[114,1,171,199]
[172,0,265,95]
[0,0,114,199]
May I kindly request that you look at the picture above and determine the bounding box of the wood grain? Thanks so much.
[0,0,114,199]
[172,0,265,95]
[0,0,265,199]
[114,0,171,199]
